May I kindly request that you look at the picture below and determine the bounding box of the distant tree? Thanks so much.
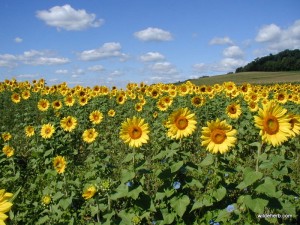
[235,49,300,72]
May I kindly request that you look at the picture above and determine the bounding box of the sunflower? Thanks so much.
[64,95,75,107]
[135,103,143,112]
[0,189,13,224]
[24,126,35,137]
[108,109,115,117]
[60,116,77,132]
[2,145,14,157]
[21,90,31,100]
[226,103,242,119]
[201,118,237,154]
[42,195,51,205]
[52,100,63,110]
[157,100,168,111]
[82,128,98,143]
[38,99,50,111]
[120,116,150,148]
[82,185,97,200]
[41,124,55,139]
[165,108,197,139]
[191,96,205,107]
[89,111,103,125]
[11,93,21,103]
[79,96,88,106]
[248,100,259,112]
[1,132,12,142]
[116,93,126,104]
[53,156,67,174]
[254,101,292,147]
[288,114,300,137]
[274,91,287,104]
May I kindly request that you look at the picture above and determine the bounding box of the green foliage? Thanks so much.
[0,80,299,225]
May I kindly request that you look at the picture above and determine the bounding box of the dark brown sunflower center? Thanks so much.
[278,94,284,101]
[87,131,94,138]
[263,116,279,135]
[228,105,237,114]
[193,98,201,105]
[129,126,142,139]
[211,129,226,144]
[67,120,73,127]
[45,128,51,134]
[175,116,188,130]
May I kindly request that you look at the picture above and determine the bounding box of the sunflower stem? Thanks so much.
[256,143,262,172]
[10,157,16,175]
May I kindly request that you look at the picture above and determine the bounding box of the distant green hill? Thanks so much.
[236,49,300,72]
[182,71,300,86]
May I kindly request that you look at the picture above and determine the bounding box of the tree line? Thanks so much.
[235,49,300,73]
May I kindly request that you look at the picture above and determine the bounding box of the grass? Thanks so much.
[183,71,300,86]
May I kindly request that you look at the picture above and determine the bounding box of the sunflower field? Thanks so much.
[0,79,299,225]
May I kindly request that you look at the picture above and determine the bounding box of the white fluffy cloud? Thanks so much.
[134,27,173,41]
[14,37,23,43]
[149,62,178,75]
[140,52,165,62]
[36,4,104,31]
[223,46,244,58]
[0,50,69,67]
[55,69,68,74]
[255,20,300,53]
[78,42,128,61]
[256,24,281,42]
[88,65,105,72]
[20,50,70,65]
[209,36,234,45]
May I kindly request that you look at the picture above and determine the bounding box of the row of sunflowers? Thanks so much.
[0,78,299,224]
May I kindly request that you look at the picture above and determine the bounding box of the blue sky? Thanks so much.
[1,0,300,88]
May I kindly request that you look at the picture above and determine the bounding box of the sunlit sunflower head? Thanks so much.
[135,103,143,112]
[223,81,237,93]
[191,95,205,107]
[25,126,35,137]
[60,116,77,132]
[248,100,259,112]
[52,100,63,110]
[89,110,103,125]
[254,101,292,147]
[226,103,242,119]
[53,156,67,174]
[2,145,14,157]
[79,96,88,106]
[108,109,116,117]
[240,83,251,94]
[166,108,197,140]
[120,116,150,148]
[116,93,126,104]
[11,93,21,103]
[82,128,98,143]
[0,189,13,222]
[41,123,55,139]
[82,185,97,200]
[1,132,12,142]
[274,91,287,104]
[64,95,75,107]
[42,195,51,205]
[201,118,237,154]
[287,113,300,137]
[157,100,168,111]
[21,90,31,100]
[38,99,50,111]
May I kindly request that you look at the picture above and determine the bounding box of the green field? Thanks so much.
[186,71,300,85]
